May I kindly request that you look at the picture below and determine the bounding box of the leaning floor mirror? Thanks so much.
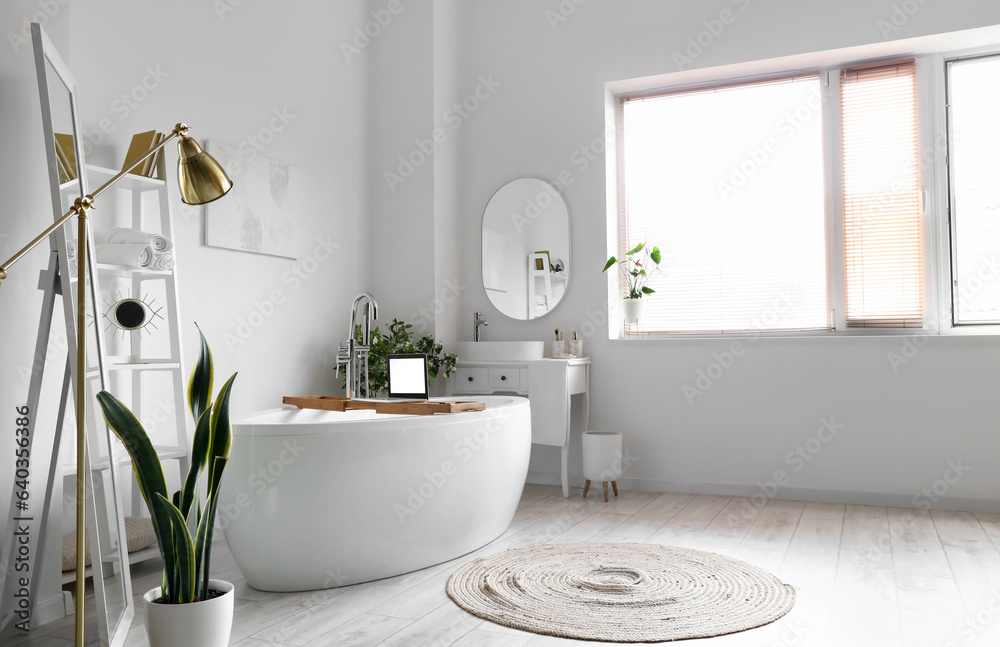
[0,23,134,647]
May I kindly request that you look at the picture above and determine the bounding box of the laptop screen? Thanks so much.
[387,354,428,399]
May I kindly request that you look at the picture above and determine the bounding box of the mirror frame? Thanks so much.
[31,23,134,646]
[481,177,571,320]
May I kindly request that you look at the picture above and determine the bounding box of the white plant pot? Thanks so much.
[143,579,234,647]
[622,298,644,325]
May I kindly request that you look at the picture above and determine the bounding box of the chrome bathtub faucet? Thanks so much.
[338,292,379,399]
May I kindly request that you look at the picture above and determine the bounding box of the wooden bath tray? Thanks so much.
[282,396,485,415]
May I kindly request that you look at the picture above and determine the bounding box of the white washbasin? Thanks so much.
[452,341,545,362]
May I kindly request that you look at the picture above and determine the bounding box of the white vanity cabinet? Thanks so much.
[448,358,591,497]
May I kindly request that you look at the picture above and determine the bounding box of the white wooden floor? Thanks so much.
[12,484,1000,646]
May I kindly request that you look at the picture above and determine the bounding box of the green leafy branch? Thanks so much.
[603,242,662,299]
[335,318,457,397]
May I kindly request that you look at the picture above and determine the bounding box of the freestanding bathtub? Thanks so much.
[218,396,530,591]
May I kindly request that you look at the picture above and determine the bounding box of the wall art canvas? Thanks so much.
[204,140,302,258]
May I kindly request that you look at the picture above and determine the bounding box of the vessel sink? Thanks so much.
[452,341,545,362]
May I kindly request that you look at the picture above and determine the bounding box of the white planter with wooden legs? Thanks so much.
[621,298,644,325]
[582,431,623,502]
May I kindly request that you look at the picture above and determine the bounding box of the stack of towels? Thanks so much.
[96,228,174,271]
[65,240,78,277]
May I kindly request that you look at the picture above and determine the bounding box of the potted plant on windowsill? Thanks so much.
[96,326,237,647]
[604,242,662,325]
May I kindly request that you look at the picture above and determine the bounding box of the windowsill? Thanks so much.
[608,324,1000,344]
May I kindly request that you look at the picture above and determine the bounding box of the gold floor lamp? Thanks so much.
[0,123,232,645]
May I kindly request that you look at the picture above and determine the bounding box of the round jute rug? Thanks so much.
[446,542,796,643]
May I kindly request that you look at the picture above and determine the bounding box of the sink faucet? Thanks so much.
[337,292,379,398]
[474,312,488,342]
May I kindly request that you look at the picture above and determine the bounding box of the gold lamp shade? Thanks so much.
[177,136,233,205]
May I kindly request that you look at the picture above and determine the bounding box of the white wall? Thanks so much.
[425,0,1000,508]
[0,0,370,623]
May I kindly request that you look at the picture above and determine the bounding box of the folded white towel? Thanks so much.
[150,251,174,271]
[96,244,153,269]
[108,227,172,253]
[528,359,570,447]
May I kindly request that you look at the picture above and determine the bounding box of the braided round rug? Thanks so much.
[446,542,796,642]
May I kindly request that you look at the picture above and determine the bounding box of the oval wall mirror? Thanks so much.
[482,178,570,320]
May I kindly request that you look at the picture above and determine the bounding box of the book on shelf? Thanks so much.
[121,130,161,178]
[143,132,166,178]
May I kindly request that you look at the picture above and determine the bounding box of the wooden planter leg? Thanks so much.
[603,482,609,502]
[612,481,619,497]
[582,480,590,498]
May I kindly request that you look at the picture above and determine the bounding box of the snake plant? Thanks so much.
[96,325,237,604]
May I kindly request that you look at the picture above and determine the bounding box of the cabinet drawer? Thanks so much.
[568,365,587,394]
[454,368,488,392]
[488,368,520,390]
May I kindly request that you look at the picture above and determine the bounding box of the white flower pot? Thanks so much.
[143,579,234,647]
[622,298,644,325]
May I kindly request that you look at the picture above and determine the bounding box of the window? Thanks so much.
[615,58,926,335]
[619,75,829,333]
[948,54,1000,324]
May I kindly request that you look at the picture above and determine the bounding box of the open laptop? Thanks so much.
[354,353,429,401]
[386,353,429,400]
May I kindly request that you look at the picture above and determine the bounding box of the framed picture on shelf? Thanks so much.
[533,250,551,271]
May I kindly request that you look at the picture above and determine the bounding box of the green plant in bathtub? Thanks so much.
[96,325,237,604]
[335,318,457,396]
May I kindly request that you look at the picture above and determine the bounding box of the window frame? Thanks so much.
[606,46,998,340]
[943,49,1000,328]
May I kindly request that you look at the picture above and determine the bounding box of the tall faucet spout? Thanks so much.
[351,292,379,346]
[344,292,379,399]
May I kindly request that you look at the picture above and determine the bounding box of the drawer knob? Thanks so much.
[468,376,474,382]
[501,375,507,381]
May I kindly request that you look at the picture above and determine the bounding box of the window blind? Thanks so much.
[840,60,923,327]
[619,75,829,334]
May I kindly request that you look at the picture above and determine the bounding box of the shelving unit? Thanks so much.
[527,253,567,318]
[58,158,191,576]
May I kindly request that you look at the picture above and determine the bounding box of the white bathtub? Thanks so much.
[218,396,530,591]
